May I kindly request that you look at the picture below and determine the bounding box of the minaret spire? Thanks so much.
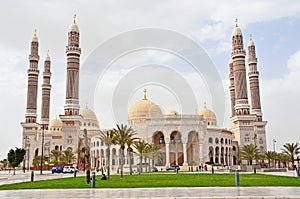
[64,16,81,116]
[231,19,250,116]
[247,35,262,121]
[40,51,52,126]
[25,30,40,123]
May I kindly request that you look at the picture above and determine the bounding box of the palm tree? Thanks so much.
[112,124,136,178]
[98,130,115,180]
[50,150,62,164]
[126,136,137,175]
[145,143,160,172]
[281,142,300,169]
[240,144,259,165]
[133,139,148,173]
[264,151,277,168]
[62,150,76,164]
[277,152,290,168]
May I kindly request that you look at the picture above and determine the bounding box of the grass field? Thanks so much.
[0,173,299,190]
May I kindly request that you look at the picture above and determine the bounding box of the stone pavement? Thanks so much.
[0,170,300,199]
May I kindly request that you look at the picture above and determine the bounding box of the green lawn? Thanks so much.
[0,173,299,190]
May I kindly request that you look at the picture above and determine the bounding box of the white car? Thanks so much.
[63,166,76,173]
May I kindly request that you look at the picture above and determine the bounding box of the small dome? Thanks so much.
[45,51,50,61]
[248,36,255,46]
[199,103,217,126]
[49,119,62,128]
[69,15,79,32]
[32,30,38,42]
[80,108,98,121]
[232,19,242,36]
[167,110,179,116]
[128,89,162,120]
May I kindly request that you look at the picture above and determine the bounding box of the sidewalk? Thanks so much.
[0,170,299,198]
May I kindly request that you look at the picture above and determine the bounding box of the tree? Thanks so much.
[32,155,47,167]
[277,153,290,168]
[112,124,136,178]
[281,142,300,169]
[145,143,160,172]
[240,144,259,165]
[7,147,26,175]
[98,130,115,180]
[50,150,62,164]
[264,151,277,168]
[62,150,76,164]
[133,140,148,173]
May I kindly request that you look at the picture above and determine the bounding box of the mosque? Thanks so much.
[21,17,267,170]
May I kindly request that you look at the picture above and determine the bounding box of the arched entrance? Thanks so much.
[169,131,183,166]
[187,131,199,166]
[152,131,165,166]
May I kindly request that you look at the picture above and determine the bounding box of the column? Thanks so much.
[199,143,203,163]
[183,143,188,165]
[165,143,170,166]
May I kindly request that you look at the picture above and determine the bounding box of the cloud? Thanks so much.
[261,50,300,151]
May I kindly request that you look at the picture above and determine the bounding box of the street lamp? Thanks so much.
[40,125,45,174]
[272,139,276,152]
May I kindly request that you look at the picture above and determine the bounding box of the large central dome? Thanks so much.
[128,89,162,121]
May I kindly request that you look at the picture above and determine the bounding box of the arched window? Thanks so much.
[159,136,165,144]
[208,137,213,143]
[233,146,236,151]
[215,138,219,144]
[221,138,224,144]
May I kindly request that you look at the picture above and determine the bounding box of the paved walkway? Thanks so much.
[0,170,299,198]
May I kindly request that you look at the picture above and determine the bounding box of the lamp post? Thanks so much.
[272,139,276,152]
[40,125,45,174]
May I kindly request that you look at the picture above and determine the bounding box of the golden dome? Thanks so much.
[199,103,217,126]
[128,89,162,120]
[80,108,98,121]
[49,118,62,128]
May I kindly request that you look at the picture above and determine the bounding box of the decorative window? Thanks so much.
[215,138,219,144]
[208,137,213,143]
[159,136,165,144]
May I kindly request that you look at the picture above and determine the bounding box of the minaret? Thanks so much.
[231,19,250,115]
[229,58,235,117]
[60,15,82,154]
[247,35,262,121]
[64,15,81,116]
[25,30,40,123]
[40,52,52,126]
[21,30,40,169]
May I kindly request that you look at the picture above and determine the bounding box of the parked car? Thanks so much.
[63,166,76,173]
[152,167,158,172]
[166,165,180,171]
[51,166,63,174]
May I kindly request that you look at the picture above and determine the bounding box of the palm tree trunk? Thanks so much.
[129,152,133,175]
[139,155,143,173]
[120,148,124,178]
[107,146,110,180]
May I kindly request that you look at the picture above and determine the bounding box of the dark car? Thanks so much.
[152,167,158,172]
[51,166,63,174]
[166,165,180,171]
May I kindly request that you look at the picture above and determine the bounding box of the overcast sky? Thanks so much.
[1,0,300,159]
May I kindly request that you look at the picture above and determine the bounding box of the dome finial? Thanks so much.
[143,89,147,100]
[73,14,76,23]
[32,29,38,42]
[45,50,50,61]
[204,102,207,108]
[235,18,238,27]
